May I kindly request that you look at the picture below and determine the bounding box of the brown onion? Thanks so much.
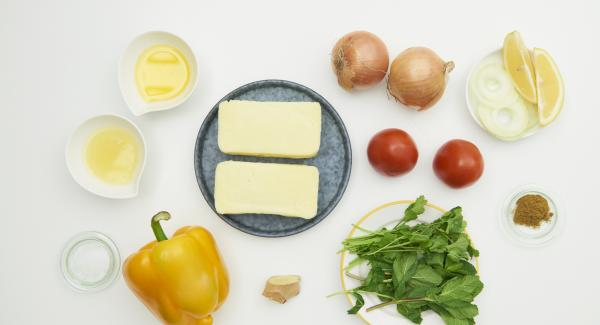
[387,47,454,111]
[331,31,389,91]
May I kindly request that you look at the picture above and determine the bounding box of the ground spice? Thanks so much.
[513,194,553,228]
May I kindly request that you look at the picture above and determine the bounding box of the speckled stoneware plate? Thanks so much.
[194,79,352,237]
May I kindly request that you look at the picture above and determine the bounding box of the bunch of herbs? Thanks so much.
[342,196,483,325]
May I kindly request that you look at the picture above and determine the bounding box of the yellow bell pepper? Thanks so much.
[123,211,229,325]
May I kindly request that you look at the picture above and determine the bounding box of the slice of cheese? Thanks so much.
[218,100,321,158]
[214,161,319,219]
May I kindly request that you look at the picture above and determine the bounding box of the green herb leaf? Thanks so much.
[428,235,448,253]
[443,301,479,320]
[397,303,424,324]
[347,293,364,314]
[445,259,477,276]
[392,253,418,287]
[409,264,443,287]
[446,234,470,262]
[429,303,475,325]
[436,275,484,304]
[361,265,386,292]
[399,195,427,224]
[425,253,445,268]
[445,208,466,234]
[467,243,480,258]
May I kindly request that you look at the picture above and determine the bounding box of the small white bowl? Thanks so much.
[118,31,198,116]
[466,49,540,141]
[66,114,146,199]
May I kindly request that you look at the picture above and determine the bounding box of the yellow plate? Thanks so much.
[339,200,479,325]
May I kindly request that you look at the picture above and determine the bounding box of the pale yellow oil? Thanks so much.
[135,45,190,102]
[85,127,141,184]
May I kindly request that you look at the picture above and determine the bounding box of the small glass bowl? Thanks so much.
[60,231,121,292]
[500,185,562,247]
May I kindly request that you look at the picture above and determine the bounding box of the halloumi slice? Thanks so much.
[218,100,321,158]
[214,161,319,219]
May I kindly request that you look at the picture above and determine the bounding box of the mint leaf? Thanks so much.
[443,301,479,320]
[397,303,424,324]
[347,293,364,314]
[446,234,470,262]
[392,253,418,286]
[429,303,475,325]
[428,235,448,253]
[445,208,466,234]
[409,264,443,287]
[409,228,432,243]
[445,259,477,276]
[467,242,480,258]
[399,195,427,224]
[392,253,418,298]
[425,253,445,268]
[437,275,484,304]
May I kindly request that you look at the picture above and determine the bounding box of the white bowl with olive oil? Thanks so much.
[119,31,198,116]
[66,114,146,199]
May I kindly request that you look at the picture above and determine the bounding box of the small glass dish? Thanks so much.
[500,185,562,247]
[60,231,121,293]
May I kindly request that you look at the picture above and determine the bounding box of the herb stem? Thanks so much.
[366,297,431,312]
[345,272,366,281]
[364,237,411,256]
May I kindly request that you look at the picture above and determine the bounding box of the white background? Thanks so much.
[1,0,599,324]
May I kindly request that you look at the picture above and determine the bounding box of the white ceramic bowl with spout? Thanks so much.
[66,114,146,199]
[118,31,198,116]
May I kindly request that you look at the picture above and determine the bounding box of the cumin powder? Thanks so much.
[513,194,553,228]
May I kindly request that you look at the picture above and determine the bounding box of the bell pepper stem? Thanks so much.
[151,211,171,242]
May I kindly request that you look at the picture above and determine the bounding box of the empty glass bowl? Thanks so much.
[60,231,120,292]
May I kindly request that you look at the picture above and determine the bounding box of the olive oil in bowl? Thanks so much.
[85,127,142,185]
[135,45,190,103]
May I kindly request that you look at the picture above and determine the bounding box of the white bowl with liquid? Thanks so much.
[119,31,198,116]
[66,114,146,199]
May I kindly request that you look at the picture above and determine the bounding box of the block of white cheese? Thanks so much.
[218,100,321,158]
[214,161,319,219]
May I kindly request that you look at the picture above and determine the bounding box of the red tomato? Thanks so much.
[367,129,418,176]
[433,139,484,188]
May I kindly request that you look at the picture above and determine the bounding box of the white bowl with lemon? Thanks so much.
[66,114,146,199]
[119,31,198,116]
[466,31,564,141]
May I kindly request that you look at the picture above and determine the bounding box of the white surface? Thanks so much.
[65,114,145,198]
[1,0,599,324]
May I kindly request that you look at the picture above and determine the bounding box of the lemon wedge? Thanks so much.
[533,48,564,126]
[503,31,537,103]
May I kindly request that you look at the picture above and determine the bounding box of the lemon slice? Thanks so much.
[533,48,564,126]
[503,31,537,103]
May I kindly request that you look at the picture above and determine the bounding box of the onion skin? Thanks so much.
[332,31,389,90]
[387,47,454,111]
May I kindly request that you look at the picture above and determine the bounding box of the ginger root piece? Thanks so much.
[262,275,301,304]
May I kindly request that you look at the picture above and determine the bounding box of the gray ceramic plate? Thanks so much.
[194,80,352,237]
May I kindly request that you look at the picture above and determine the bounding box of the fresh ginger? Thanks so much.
[262,275,301,304]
